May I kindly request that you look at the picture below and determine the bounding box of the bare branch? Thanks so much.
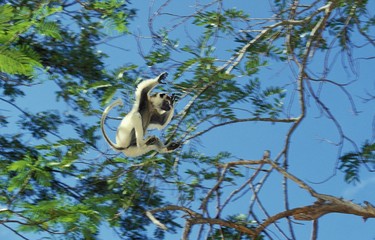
[311,219,318,240]
[185,117,297,142]
[145,211,168,230]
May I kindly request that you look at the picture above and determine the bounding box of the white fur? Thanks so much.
[100,73,177,157]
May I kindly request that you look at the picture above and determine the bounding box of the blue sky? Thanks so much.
[102,1,375,239]
[1,0,375,239]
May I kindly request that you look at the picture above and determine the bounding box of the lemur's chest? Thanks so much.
[139,103,153,131]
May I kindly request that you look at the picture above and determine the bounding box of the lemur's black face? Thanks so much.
[151,93,172,111]
[160,93,172,111]
[161,101,171,111]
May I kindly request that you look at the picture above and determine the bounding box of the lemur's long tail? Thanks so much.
[100,99,126,151]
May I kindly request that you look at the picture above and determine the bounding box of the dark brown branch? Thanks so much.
[146,204,256,237]
[311,219,318,240]
[254,200,375,236]
[147,159,375,239]
[192,217,256,236]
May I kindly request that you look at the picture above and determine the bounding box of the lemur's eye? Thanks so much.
[159,93,166,98]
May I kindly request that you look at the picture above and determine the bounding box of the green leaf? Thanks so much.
[175,58,198,77]
[0,46,42,76]
[145,48,171,66]
[34,168,52,187]
[339,142,375,184]
[87,81,112,90]
[101,86,118,106]
[8,160,29,172]
[36,20,62,40]
[8,171,30,192]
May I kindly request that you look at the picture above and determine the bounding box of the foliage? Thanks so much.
[339,142,375,184]
[0,4,49,76]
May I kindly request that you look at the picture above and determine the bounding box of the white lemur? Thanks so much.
[100,72,181,157]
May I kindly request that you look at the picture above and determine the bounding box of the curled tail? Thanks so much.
[100,99,125,151]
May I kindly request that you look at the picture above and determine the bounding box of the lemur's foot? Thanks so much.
[146,136,159,145]
[167,142,181,151]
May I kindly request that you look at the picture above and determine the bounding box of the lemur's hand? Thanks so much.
[157,72,168,84]
[166,142,181,151]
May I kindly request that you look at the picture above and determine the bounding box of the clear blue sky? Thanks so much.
[99,1,375,239]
